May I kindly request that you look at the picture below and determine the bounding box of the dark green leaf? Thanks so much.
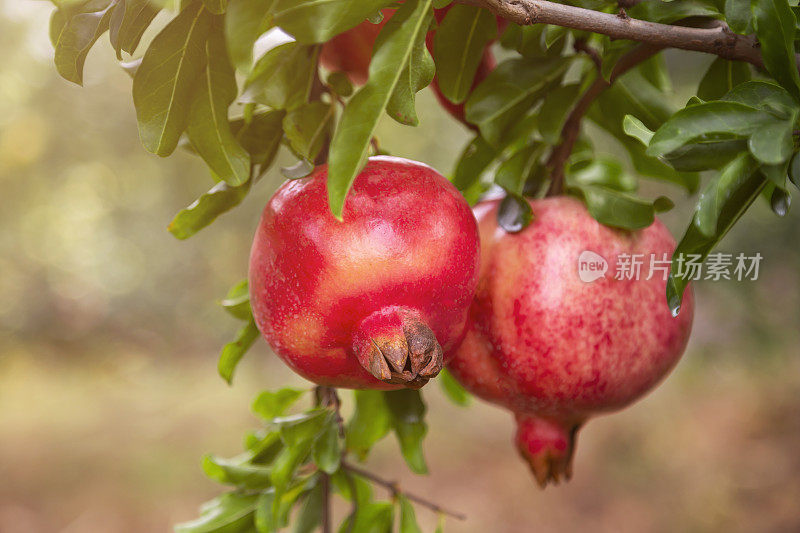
[574,185,656,230]
[187,26,251,186]
[629,0,720,23]
[270,444,310,493]
[202,455,273,489]
[465,57,568,145]
[725,0,753,33]
[327,70,354,97]
[697,57,751,101]
[398,496,422,533]
[747,117,795,164]
[433,4,498,104]
[789,151,800,188]
[662,138,748,172]
[568,157,636,192]
[218,319,259,384]
[133,3,213,156]
[281,159,315,179]
[293,482,323,533]
[346,390,391,460]
[695,152,760,236]
[495,144,542,195]
[452,135,494,192]
[226,0,275,71]
[770,186,792,215]
[277,410,330,448]
[537,84,581,145]
[175,492,258,533]
[385,9,435,126]
[252,389,305,419]
[331,470,373,506]
[752,0,800,101]
[283,102,335,161]
[647,101,776,158]
[234,110,286,171]
[438,368,470,406]
[53,1,115,85]
[109,0,160,58]
[722,80,798,117]
[497,194,533,233]
[384,390,428,474]
[272,0,394,43]
[327,0,434,219]
[168,180,250,240]
[242,42,318,110]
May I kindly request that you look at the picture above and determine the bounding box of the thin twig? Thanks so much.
[321,472,331,533]
[461,0,773,69]
[545,44,662,196]
[573,39,602,73]
[341,461,467,521]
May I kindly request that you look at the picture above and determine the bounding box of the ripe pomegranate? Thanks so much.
[448,196,694,486]
[249,157,480,390]
[319,6,501,128]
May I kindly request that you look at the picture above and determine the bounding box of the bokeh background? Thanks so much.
[2,2,799,532]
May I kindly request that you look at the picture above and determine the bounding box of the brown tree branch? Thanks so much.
[341,461,467,520]
[461,0,764,68]
[546,44,663,195]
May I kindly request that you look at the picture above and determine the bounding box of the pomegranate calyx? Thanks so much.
[514,413,582,488]
[354,308,444,389]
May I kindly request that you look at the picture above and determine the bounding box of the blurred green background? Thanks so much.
[1,2,799,532]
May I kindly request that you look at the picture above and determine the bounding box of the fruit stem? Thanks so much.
[341,461,467,520]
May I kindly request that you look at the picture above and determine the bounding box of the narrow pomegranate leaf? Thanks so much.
[385,9,434,126]
[293,482,323,533]
[219,279,252,321]
[175,493,258,533]
[398,496,422,533]
[283,102,335,161]
[202,0,227,14]
[201,455,273,489]
[752,0,800,101]
[53,0,116,85]
[132,3,213,156]
[573,185,656,230]
[537,83,580,144]
[383,389,428,474]
[108,0,160,59]
[218,319,259,384]
[225,0,275,71]
[346,390,391,460]
[241,42,318,110]
[695,153,759,237]
[186,25,251,186]
[252,388,305,419]
[696,57,751,101]
[327,0,434,219]
[433,4,497,104]
[271,0,394,43]
[168,180,250,240]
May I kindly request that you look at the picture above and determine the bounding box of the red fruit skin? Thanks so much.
[448,196,694,485]
[320,7,502,127]
[249,157,480,390]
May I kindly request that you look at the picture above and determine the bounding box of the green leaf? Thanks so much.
[438,368,470,406]
[667,170,768,314]
[312,417,341,474]
[398,496,422,533]
[628,0,720,23]
[293,482,323,533]
[252,388,305,419]
[747,117,795,164]
[168,180,250,239]
[109,0,161,58]
[225,0,275,71]
[537,84,581,145]
[53,1,115,85]
[574,185,656,230]
[662,138,748,172]
[218,319,259,385]
[277,409,330,448]
[790,152,800,188]
[346,390,391,460]
[647,101,776,157]
[494,143,543,196]
[203,0,228,14]
[175,493,258,533]
[433,4,498,104]
[725,0,753,33]
[283,102,335,161]
[202,455,273,489]
[233,110,286,171]
[220,279,252,321]
[497,194,533,233]
[752,0,800,101]
[697,57,751,101]
[721,80,798,117]
[270,444,310,493]
[133,3,213,156]
[242,42,318,110]
[327,70,354,97]
[331,470,373,506]
[327,0,434,219]
[451,135,495,192]
[465,57,568,145]
[272,0,394,43]
[338,502,394,533]
[622,115,654,147]
[385,9,435,126]
[695,152,760,236]
[568,157,636,192]
[187,27,251,186]
[384,390,428,474]
[254,490,277,533]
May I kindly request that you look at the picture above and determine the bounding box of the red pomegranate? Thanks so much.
[249,157,480,390]
[448,196,694,486]
[319,6,501,128]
